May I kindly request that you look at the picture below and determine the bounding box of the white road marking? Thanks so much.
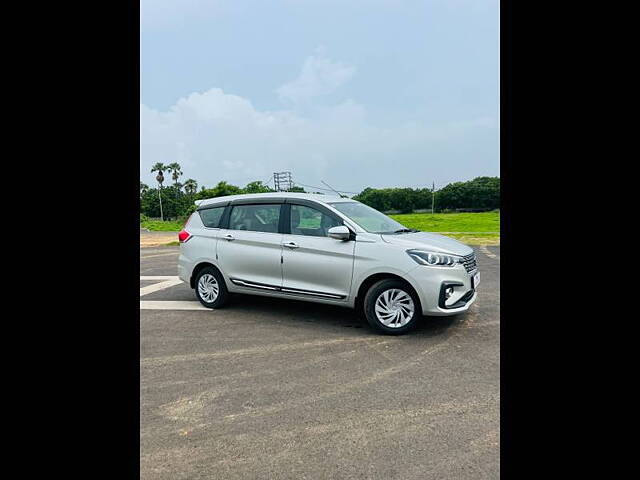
[479,245,498,259]
[140,300,208,311]
[140,277,183,297]
[140,252,180,259]
[140,276,180,280]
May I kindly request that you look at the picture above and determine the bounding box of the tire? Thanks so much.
[194,266,229,309]
[363,279,420,334]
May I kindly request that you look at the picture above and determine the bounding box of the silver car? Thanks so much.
[177,192,479,334]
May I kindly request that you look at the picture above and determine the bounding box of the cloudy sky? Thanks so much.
[140,0,499,193]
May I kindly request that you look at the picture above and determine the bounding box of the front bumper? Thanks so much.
[405,264,478,316]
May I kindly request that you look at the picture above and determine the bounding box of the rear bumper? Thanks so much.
[177,255,190,285]
[405,264,478,316]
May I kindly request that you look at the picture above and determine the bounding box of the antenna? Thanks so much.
[321,180,347,198]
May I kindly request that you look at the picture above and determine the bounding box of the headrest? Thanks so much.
[291,208,300,225]
[321,215,334,228]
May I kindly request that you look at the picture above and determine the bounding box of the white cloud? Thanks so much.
[140,52,497,191]
[140,91,495,190]
[276,47,356,105]
[140,0,231,30]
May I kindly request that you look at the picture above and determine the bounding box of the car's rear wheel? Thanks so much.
[364,279,420,334]
[195,266,229,308]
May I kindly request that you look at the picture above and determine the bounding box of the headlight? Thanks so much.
[407,249,462,267]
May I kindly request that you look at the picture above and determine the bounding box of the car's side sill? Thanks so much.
[280,287,344,299]
[229,278,346,300]
[230,279,278,291]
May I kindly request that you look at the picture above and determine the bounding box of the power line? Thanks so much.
[268,171,359,195]
[294,181,359,195]
[321,180,350,198]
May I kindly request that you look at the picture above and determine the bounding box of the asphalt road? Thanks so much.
[140,245,500,479]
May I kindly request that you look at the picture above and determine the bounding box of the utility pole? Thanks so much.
[431,181,435,214]
[273,171,292,191]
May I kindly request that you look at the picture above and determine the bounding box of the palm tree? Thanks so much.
[167,162,182,187]
[140,181,149,197]
[150,162,166,221]
[183,178,198,195]
[150,162,166,186]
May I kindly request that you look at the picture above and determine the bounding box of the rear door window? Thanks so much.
[198,207,225,228]
[228,204,281,233]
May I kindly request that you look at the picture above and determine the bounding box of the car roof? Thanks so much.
[195,192,356,209]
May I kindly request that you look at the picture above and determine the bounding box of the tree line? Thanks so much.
[352,176,500,213]
[140,163,499,220]
[140,162,283,220]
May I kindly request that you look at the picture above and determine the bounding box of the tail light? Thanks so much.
[178,230,192,243]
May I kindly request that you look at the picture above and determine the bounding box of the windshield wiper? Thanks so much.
[392,228,417,234]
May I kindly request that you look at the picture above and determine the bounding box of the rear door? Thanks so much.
[281,202,355,300]
[196,204,226,256]
[216,202,284,289]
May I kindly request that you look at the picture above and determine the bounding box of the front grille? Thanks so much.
[461,252,477,273]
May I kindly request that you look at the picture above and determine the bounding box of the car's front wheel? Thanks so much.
[364,279,420,334]
[194,266,229,309]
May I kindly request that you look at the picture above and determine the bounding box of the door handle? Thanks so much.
[223,234,235,241]
[283,242,299,249]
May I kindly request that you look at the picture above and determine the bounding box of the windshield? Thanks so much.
[328,201,409,234]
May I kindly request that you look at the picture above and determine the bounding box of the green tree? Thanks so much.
[412,188,432,210]
[141,185,194,219]
[196,181,244,200]
[417,177,499,211]
[353,187,392,212]
[167,162,182,187]
[140,181,149,197]
[150,162,166,185]
[183,178,198,195]
[389,188,417,213]
[243,180,274,193]
[352,178,499,213]
[150,163,166,220]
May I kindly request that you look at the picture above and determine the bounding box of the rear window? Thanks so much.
[198,207,225,228]
[229,204,281,233]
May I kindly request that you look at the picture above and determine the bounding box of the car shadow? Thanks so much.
[223,293,462,338]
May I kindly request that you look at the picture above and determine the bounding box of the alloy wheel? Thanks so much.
[374,289,415,328]
[198,273,219,303]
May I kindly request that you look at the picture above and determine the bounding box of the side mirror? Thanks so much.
[328,225,351,241]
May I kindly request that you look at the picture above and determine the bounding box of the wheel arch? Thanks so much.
[190,262,224,289]
[354,272,423,314]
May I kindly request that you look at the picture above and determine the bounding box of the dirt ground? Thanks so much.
[140,231,179,248]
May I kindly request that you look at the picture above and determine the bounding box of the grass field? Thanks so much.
[141,219,184,231]
[390,211,500,245]
[389,211,499,232]
[141,211,500,245]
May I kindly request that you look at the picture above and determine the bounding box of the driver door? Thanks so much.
[281,203,355,300]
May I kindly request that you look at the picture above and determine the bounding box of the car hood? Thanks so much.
[380,231,474,256]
